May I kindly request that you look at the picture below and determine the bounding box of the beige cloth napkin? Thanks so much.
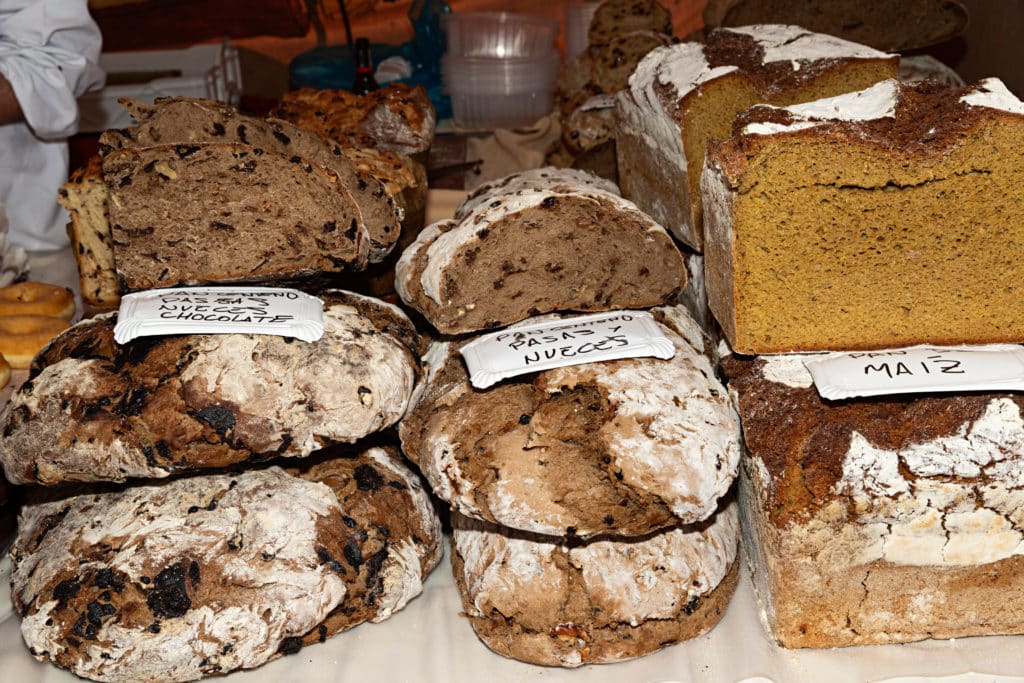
[464,114,561,191]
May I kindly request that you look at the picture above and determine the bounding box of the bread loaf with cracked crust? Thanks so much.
[273,83,436,158]
[395,167,684,335]
[11,446,442,682]
[103,143,371,291]
[399,304,740,538]
[724,351,1024,648]
[101,97,402,264]
[615,24,897,250]
[451,499,739,667]
[0,291,421,485]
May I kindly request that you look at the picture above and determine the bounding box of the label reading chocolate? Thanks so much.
[802,344,1024,400]
[114,287,324,344]
[460,310,676,389]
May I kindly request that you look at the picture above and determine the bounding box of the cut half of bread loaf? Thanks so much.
[703,78,1024,353]
[615,24,898,250]
[102,97,402,263]
[59,155,120,310]
[395,167,685,335]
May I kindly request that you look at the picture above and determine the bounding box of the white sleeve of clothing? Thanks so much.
[0,0,105,140]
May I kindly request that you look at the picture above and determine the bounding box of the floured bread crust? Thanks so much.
[12,447,443,682]
[0,292,421,485]
[726,352,1024,647]
[11,467,350,682]
[399,304,741,538]
[450,498,739,667]
[395,167,684,335]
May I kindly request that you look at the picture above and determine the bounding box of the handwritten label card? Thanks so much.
[114,287,324,344]
[460,310,676,389]
[802,344,1024,400]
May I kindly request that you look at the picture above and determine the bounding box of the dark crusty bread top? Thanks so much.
[722,352,1024,528]
[719,79,1024,163]
[702,0,968,52]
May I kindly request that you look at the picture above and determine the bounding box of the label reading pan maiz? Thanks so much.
[114,287,325,344]
[802,344,1024,400]
[460,310,676,389]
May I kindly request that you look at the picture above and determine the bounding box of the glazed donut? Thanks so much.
[0,282,75,320]
[0,315,70,369]
[0,352,9,389]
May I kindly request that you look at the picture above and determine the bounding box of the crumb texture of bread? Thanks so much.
[60,155,120,309]
[704,78,1024,353]
[450,498,739,667]
[615,24,897,250]
[725,352,1024,648]
[395,167,685,335]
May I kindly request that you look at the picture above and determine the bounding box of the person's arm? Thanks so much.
[0,73,23,126]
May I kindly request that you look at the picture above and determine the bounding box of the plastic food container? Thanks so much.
[442,11,558,58]
[442,52,560,129]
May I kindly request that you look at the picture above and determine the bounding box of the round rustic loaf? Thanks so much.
[11,447,442,682]
[0,291,422,486]
[399,304,741,538]
[451,498,739,667]
[395,167,685,335]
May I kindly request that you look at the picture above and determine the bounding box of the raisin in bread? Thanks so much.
[724,351,1024,647]
[0,291,422,485]
[395,167,684,335]
[399,305,741,538]
[615,25,897,250]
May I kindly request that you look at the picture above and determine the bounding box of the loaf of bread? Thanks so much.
[395,167,685,335]
[11,447,442,681]
[451,500,739,666]
[400,304,740,538]
[702,0,968,52]
[104,143,374,291]
[59,156,120,310]
[616,25,898,250]
[273,83,436,158]
[102,97,402,265]
[703,78,1024,353]
[0,291,422,485]
[587,0,673,47]
[723,351,1024,648]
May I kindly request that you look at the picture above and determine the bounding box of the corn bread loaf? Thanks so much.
[0,291,422,485]
[615,25,897,250]
[395,167,684,335]
[724,351,1024,648]
[450,500,739,667]
[703,78,1024,353]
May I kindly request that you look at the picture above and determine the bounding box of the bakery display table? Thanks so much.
[2,194,1024,682]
